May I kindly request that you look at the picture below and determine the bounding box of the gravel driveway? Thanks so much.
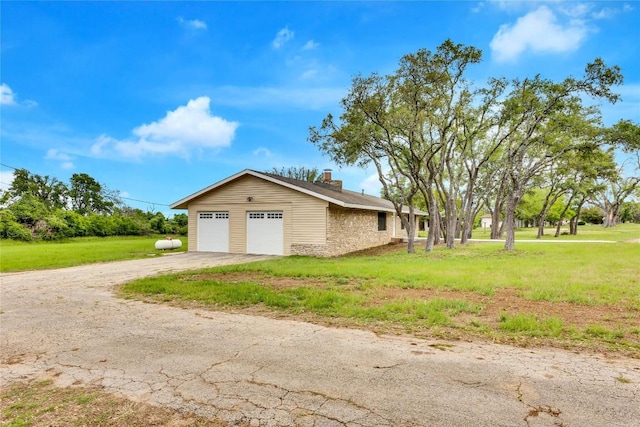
[1,252,639,426]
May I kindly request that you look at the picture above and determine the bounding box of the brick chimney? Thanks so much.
[321,168,342,191]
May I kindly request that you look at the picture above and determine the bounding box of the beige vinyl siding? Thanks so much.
[187,175,328,255]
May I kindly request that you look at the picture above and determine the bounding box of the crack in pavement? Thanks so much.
[517,378,566,427]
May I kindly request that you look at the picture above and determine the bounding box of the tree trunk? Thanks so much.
[424,186,438,252]
[490,178,505,240]
[503,194,520,251]
[554,195,575,237]
[403,209,416,254]
[445,197,457,249]
[602,203,620,228]
[459,177,476,245]
[536,221,545,239]
[569,199,585,235]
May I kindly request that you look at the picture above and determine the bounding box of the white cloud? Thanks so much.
[272,26,294,49]
[559,2,592,18]
[490,5,588,62]
[471,2,485,13]
[253,147,272,157]
[45,148,76,170]
[302,40,319,50]
[590,8,614,19]
[45,148,73,161]
[1,83,17,105]
[0,171,15,190]
[360,172,382,196]
[300,69,319,80]
[91,97,238,160]
[1,83,38,107]
[177,17,207,30]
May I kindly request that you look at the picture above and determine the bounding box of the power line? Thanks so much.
[0,162,18,170]
[0,163,172,207]
[118,195,171,207]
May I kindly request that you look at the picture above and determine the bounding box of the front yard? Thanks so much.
[120,237,640,357]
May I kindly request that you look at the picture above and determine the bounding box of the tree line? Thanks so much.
[309,39,640,252]
[0,169,187,241]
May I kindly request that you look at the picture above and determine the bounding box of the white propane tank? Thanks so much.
[155,238,183,250]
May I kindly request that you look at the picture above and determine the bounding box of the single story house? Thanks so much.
[480,214,494,229]
[480,213,525,230]
[171,169,424,256]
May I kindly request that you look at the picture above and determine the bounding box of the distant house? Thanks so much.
[480,214,494,229]
[480,213,525,230]
[171,169,425,256]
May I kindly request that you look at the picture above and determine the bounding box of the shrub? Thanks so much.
[580,206,604,225]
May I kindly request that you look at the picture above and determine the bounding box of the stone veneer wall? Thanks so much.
[325,206,393,256]
[290,243,328,256]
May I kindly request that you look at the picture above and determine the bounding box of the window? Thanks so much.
[378,212,387,231]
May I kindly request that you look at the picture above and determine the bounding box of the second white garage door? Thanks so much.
[246,211,284,255]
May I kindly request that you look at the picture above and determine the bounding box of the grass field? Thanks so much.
[120,224,640,356]
[474,223,640,241]
[0,235,187,272]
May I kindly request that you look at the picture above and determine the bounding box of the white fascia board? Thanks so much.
[343,203,395,212]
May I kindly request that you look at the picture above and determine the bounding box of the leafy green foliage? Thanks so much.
[68,173,116,215]
[580,206,605,224]
[0,170,185,241]
[310,38,628,252]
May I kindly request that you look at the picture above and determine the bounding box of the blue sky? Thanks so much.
[2,1,639,215]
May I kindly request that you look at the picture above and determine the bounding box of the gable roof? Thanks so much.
[171,169,427,215]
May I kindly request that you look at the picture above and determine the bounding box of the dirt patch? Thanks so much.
[384,287,637,331]
[162,270,640,356]
[186,271,637,331]
[0,378,235,427]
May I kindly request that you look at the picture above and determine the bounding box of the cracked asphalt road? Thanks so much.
[1,252,639,426]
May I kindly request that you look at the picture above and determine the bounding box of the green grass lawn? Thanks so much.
[120,225,640,355]
[0,235,187,272]
[473,222,640,241]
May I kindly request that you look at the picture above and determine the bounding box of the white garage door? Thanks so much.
[197,212,229,252]
[246,211,283,255]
